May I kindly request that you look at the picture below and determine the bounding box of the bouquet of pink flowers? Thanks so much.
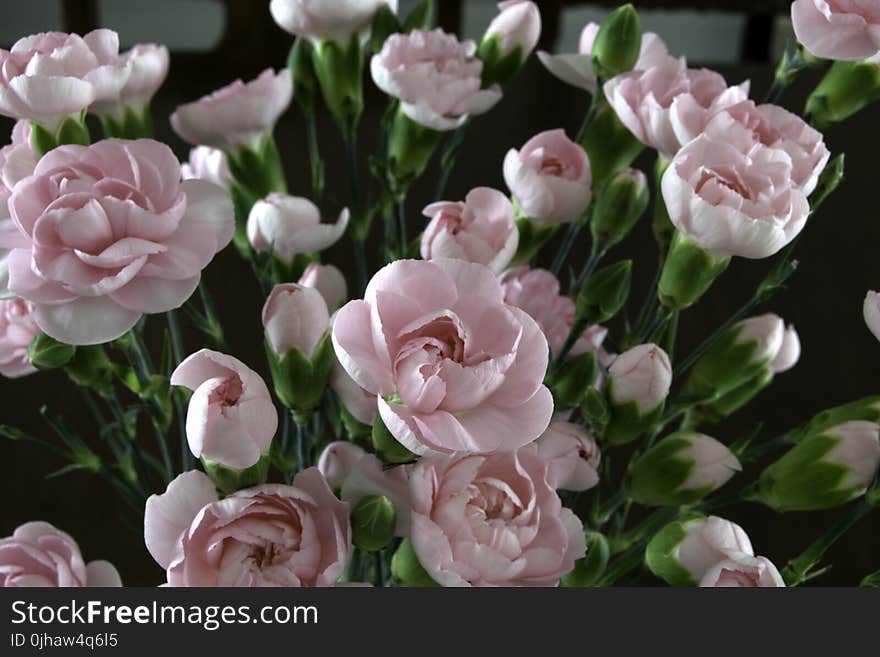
[1,0,879,589]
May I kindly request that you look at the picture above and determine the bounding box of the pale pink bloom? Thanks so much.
[700,553,785,587]
[0,30,131,130]
[171,350,278,470]
[484,1,542,60]
[823,421,880,490]
[538,22,670,93]
[0,121,38,196]
[0,139,233,345]
[536,421,600,492]
[685,102,830,195]
[144,469,350,587]
[421,187,518,273]
[677,433,742,493]
[503,129,592,225]
[270,0,398,43]
[371,29,502,131]
[499,266,613,363]
[674,516,755,583]
[604,58,749,158]
[409,446,585,586]
[736,314,786,363]
[865,291,880,342]
[0,297,39,378]
[332,258,554,455]
[771,324,801,374]
[298,263,347,310]
[90,43,169,117]
[171,69,292,149]
[180,146,232,190]
[262,283,329,356]
[661,123,810,259]
[792,0,880,61]
[608,343,672,413]
[318,442,413,535]
[247,193,349,263]
[0,521,121,587]
[330,357,377,425]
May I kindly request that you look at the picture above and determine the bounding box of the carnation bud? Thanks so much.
[477,1,542,87]
[202,453,270,494]
[865,291,880,342]
[575,259,632,326]
[805,60,880,129]
[561,531,610,587]
[604,343,672,445]
[771,324,801,374]
[317,441,368,491]
[27,334,76,370]
[579,104,644,186]
[549,351,599,410]
[658,231,730,310]
[262,284,334,415]
[789,396,880,443]
[63,345,114,396]
[625,432,741,506]
[391,538,438,587]
[372,411,416,464]
[680,314,786,404]
[749,421,880,511]
[351,495,397,552]
[590,168,649,250]
[646,515,753,587]
[288,38,319,113]
[591,4,642,80]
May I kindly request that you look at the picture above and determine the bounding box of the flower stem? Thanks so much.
[305,111,325,203]
[673,297,760,379]
[434,125,468,201]
[166,310,193,472]
[550,217,586,278]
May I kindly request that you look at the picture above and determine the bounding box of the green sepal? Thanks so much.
[590,168,649,250]
[371,410,415,464]
[805,60,880,129]
[581,386,611,434]
[202,452,270,494]
[644,516,705,587]
[603,393,664,446]
[402,0,434,32]
[391,538,438,586]
[30,112,90,156]
[100,105,154,139]
[575,259,632,326]
[561,531,610,587]
[288,38,319,112]
[387,107,443,183]
[265,333,334,416]
[351,495,397,552]
[658,231,729,310]
[64,345,115,397]
[312,34,365,130]
[747,433,864,511]
[580,103,644,186]
[624,433,714,506]
[788,396,880,444]
[370,4,402,53]
[510,214,559,265]
[27,333,76,371]
[698,367,774,423]
[476,34,524,88]
[548,351,598,410]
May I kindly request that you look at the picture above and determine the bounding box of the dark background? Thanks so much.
[0,1,878,586]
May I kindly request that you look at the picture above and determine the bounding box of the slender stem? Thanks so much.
[550,219,586,278]
[573,247,602,294]
[739,433,795,464]
[198,280,226,350]
[396,197,408,257]
[575,87,604,143]
[344,125,369,295]
[781,500,873,586]
[664,310,679,359]
[435,125,468,201]
[353,240,368,297]
[304,111,324,202]
[166,310,192,471]
[632,261,663,344]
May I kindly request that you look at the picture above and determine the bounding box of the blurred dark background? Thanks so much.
[0,0,877,586]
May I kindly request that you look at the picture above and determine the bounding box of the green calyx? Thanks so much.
[311,34,365,130]
[100,105,155,139]
[391,538,438,587]
[625,433,714,507]
[645,517,705,586]
[30,112,90,155]
[603,392,664,446]
[591,4,642,80]
[548,351,599,410]
[658,232,730,310]
[387,107,443,183]
[476,34,525,88]
[561,531,610,587]
[265,333,334,416]
[805,60,880,129]
[371,410,416,464]
[202,452,270,494]
[575,259,632,326]
[580,104,644,187]
[510,212,560,265]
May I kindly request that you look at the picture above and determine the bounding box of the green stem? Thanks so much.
[435,125,468,201]
[396,197,408,257]
[673,297,760,379]
[166,310,192,471]
[198,280,226,350]
[781,500,873,586]
[305,111,325,202]
[550,219,586,278]
[575,87,604,143]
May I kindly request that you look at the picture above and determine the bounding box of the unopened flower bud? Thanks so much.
[751,420,880,511]
[580,104,644,187]
[536,422,600,492]
[351,495,397,552]
[681,314,786,404]
[262,284,334,414]
[575,259,632,325]
[202,453,271,494]
[391,538,438,587]
[477,1,542,87]
[865,291,880,342]
[590,168,649,250]
[646,515,753,586]
[604,343,672,445]
[317,441,368,490]
[771,324,801,374]
[27,333,76,371]
[626,432,741,506]
[591,4,642,80]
